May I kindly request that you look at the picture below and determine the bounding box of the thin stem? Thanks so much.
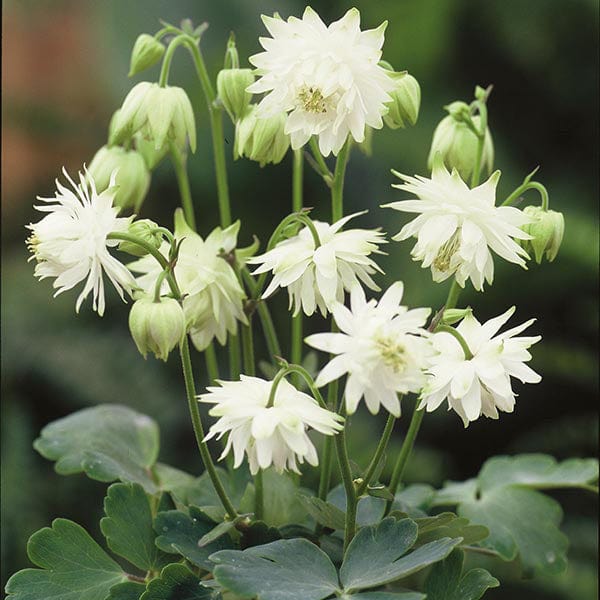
[502,181,549,211]
[435,324,473,359]
[445,280,462,311]
[170,145,196,230]
[331,140,351,221]
[158,35,189,87]
[179,336,237,519]
[205,342,220,384]
[241,267,282,359]
[317,436,334,502]
[308,137,334,185]
[386,402,425,512]
[334,425,357,551]
[356,413,397,496]
[228,333,241,380]
[291,149,304,380]
[254,469,264,520]
[241,320,256,376]
[470,101,487,188]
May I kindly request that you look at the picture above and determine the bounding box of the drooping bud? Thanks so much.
[88,145,150,212]
[427,103,494,182]
[217,68,255,122]
[110,82,196,153]
[128,34,165,77]
[383,72,421,129]
[520,206,564,263]
[129,296,186,361]
[118,219,164,257]
[234,106,290,167]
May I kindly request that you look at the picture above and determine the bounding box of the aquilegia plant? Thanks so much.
[8,7,597,600]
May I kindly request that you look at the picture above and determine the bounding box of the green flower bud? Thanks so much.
[110,82,196,153]
[442,307,473,325]
[383,72,421,129]
[128,34,165,77]
[234,106,290,167]
[129,296,186,361]
[427,111,494,182]
[118,219,163,257]
[521,206,564,263]
[88,145,150,212]
[217,68,255,122]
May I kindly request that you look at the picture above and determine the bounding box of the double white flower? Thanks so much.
[27,168,136,316]
[306,283,431,417]
[199,376,344,474]
[420,307,541,426]
[129,210,246,351]
[248,7,396,156]
[248,213,385,317]
[384,160,531,290]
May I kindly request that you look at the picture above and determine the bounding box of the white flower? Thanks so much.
[247,7,396,156]
[27,167,136,316]
[383,160,532,290]
[199,375,344,474]
[248,212,386,317]
[419,307,541,426]
[306,283,431,416]
[129,209,247,351]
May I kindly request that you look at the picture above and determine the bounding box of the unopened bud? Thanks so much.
[129,34,165,77]
[234,106,290,167]
[88,145,150,212]
[427,108,494,182]
[442,307,472,325]
[129,296,186,361]
[383,72,421,129]
[118,219,164,257]
[217,68,254,122]
[521,206,564,263]
[110,82,196,153]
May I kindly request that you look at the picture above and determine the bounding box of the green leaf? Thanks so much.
[34,404,160,493]
[239,520,282,550]
[347,593,425,600]
[432,454,598,577]
[211,538,340,600]
[459,485,568,576]
[414,512,489,546]
[297,495,346,530]
[366,485,394,501]
[108,582,146,600]
[476,454,599,491]
[328,484,386,526]
[100,483,170,571]
[184,466,252,513]
[198,520,237,547]
[5,519,126,600]
[154,506,232,570]
[339,517,461,593]
[424,549,499,600]
[140,564,216,600]
[261,469,307,527]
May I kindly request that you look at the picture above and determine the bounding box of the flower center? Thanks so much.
[433,230,461,273]
[375,335,407,373]
[26,234,40,259]
[298,86,328,114]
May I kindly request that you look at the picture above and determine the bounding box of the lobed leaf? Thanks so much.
[140,564,217,600]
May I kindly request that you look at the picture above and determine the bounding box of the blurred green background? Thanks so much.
[2,0,598,598]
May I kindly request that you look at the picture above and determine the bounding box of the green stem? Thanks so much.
[170,145,196,230]
[308,137,333,185]
[204,342,220,384]
[241,267,282,359]
[158,35,189,87]
[335,424,357,551]
[502,181,549,211]
[470,101,487,188]
[291,150,304,381]
[228,333,241,380]
[254,469,264,520]
[435,324,473,359]
[317,435,334,502]
[445,280,462,311]
[179,336,237,519]
[331,140,351,221]
[356,413,397,497]
[386,402,424,510]
[241,320,256,376]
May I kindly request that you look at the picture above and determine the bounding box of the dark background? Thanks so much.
[2,1,598,598]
